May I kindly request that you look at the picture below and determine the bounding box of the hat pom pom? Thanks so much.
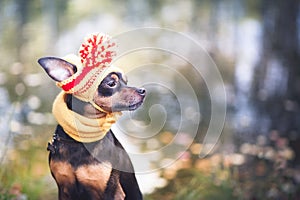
[79,33,117,69]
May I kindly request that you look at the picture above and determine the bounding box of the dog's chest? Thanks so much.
[50,160,125,199]
[47,126,134,199]
[50,160,111,187]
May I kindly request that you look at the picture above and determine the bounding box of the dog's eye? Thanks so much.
[107,80,117,87]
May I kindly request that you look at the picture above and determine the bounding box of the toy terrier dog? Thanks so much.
[38,33,145,200]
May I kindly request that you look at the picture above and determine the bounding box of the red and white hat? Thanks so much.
[56,33,123,104]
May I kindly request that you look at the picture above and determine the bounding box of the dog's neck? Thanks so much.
[65,94,106,119]
[53,92,121,143]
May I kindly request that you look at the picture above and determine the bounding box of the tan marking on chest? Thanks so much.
[50,161,75,185]
[75,162,112,192]
[114,181,125,200]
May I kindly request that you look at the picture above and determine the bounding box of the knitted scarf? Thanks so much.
[52,91,121,143]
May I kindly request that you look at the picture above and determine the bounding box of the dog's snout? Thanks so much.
[137,88,146,95]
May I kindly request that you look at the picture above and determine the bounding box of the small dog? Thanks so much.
[38,33,145,200]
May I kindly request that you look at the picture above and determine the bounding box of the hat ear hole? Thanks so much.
[38,57,77,82]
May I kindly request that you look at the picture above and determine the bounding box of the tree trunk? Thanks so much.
[251,0,300,161]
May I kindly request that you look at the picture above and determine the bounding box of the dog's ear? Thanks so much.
[38,57,77,82]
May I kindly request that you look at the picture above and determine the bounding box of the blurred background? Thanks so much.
[0,0,300,199]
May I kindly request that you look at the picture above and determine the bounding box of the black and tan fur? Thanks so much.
[38,57,145,200]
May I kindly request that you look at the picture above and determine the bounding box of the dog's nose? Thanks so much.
[137,88,146,95]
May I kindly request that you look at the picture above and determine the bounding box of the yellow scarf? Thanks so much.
[52,91,121,143]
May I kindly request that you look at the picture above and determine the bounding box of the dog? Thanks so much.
[38,33,145,200]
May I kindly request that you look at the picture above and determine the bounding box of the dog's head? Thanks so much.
[37,33,146,116]
[38,57,146,114]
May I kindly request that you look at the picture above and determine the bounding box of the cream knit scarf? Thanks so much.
[52,91,121,143]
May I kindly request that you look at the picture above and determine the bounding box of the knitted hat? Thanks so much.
[56,33,123,107]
